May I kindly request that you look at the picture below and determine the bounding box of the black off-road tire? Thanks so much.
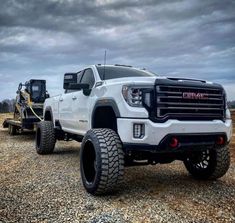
[36,121,56,155]
[8,124,17,136]
[184,146,230,180]
[80,128,124,195]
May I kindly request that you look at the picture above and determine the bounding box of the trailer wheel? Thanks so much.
[184,146,230,180]
[80,128,124,195]
[8,124,17,136]
[36,121,56,155]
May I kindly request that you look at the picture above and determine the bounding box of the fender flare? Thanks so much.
[44,106,54,122]
[91,98,120,128]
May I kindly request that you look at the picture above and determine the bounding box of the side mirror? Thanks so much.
[68,83,89,90]
[83,88,92,96]
[68,83,91,96]
[18,83,23,91]
[63,73,77,90]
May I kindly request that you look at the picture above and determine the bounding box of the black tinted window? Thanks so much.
[30,80,46,103]
[96,66,156,80]
[77,71,83,83]
[81,69,95,88]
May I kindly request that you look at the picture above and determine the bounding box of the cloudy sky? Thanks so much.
[0,0,235,100]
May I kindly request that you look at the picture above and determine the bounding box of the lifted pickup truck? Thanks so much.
[36,64,232,195]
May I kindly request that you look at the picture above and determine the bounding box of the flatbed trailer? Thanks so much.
[3,119,22,128]
[2,79,48,135]
[3,113,42,135]
[3,117,41,128]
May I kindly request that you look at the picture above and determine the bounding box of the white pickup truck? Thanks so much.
[35,64,232,195]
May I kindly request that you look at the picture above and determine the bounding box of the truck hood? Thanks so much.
[104,76,219,87]
[104,76,163,86]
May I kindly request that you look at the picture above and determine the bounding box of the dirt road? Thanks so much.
[0,114,235,222]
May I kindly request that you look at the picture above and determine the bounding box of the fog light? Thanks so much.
[133,124,145,138]
[216,136,225,145]
[169,137,179,148]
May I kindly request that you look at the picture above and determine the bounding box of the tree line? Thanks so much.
[228,101,235,109]
[0,99,16,113]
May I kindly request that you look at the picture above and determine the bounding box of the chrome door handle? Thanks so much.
[59,98,63,102]
[72,96,77,100]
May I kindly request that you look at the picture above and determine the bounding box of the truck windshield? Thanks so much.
[96,66,156,80]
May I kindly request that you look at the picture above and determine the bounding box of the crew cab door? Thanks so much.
[59,72,81,132]
[72,68,95,135]
[58,92,74,131]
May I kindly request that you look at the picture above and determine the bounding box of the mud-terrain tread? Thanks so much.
[209,146,230,179]
[80,128,124,195]
[184,146,230,180]
[36,121,56,155]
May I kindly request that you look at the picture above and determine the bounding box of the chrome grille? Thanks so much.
[156,85,225,120]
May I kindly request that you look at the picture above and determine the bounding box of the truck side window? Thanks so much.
[77,71,83,83]
[80,69,95,89]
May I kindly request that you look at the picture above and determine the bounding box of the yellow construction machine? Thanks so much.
[3,79,49,135]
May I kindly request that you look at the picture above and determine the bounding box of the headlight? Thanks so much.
[224,90,228,109]
[223,90,231,120]
[122,85,153,107]
[226,109,231,120]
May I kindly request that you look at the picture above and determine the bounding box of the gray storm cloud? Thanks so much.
[0,0,235,99]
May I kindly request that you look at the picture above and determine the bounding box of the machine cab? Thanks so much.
[18,79,48,104]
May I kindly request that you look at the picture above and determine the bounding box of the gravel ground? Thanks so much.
[0,114,235,223]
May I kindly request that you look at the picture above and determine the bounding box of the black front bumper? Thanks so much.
[123,133,228,154]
